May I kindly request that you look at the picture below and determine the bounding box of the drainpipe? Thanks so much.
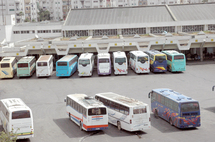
[200,39,205,62]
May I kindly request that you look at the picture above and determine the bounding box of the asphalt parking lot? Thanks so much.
[1,63,215,142]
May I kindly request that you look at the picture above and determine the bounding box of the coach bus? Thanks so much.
[145,50,167,73]
[17,56,36,77]
[0,57,17,78]
[97,53,111,75]
[36,55,54,77]
[148,88,201,128]
[0,98,34,139]
[129,51,150,74]
[64,94,108,131]
[112,51,128,75]
[78,53,95,76]
[56,55,78,77]
[95,92,151,132]
[161,50,186,72]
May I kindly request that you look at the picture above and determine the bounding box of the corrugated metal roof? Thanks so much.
[65,6,174,26]
[169,3,215,21]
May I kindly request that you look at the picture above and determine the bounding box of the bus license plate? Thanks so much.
[188,125,193,127]
[96,128,100,130]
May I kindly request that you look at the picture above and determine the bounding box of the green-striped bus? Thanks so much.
[17,56,36,77]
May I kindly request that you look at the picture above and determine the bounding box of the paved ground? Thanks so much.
[0,63,215,142]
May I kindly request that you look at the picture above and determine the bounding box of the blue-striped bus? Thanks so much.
[17,56,36,77]
[145,50,167,73]
[148,88,201,129]
[56,55,78,77]
[162,50,186,72]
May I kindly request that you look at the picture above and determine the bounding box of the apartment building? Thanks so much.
[71,0,107,9]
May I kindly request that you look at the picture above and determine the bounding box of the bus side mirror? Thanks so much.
[213,86,215,91]
[64,98,66,102]
[148,92,151,98]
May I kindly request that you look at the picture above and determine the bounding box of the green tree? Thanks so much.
[37,8,50,21]
[24,18,30,22]
[0,130,18,142]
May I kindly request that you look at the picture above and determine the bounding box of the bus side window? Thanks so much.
[124,107,129,115]
[151,92,156,102]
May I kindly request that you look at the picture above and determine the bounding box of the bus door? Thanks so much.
[11,110,33,137]
[133,107,150,129]
[78,59,91,75]
[0,63,11,78]
[153,55,167,72]
[137,56,149,72]
[114,57,127,74]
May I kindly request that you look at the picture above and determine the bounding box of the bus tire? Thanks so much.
[80,122,82,131]
[117,121,121,131]
[154,109,159,119]
[169,118,173,126]
[68,113,71,120]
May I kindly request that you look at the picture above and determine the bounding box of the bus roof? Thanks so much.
[1,98,30,112]
[0,57,16,63]
[98,53,110,58]
[113,51,126,57]
[152,88,198,103]
[130,51,148,56]
[37,55,53,62]
[18,56,35,63]
[58,55,76,62]
[67,94,105,108]
[145,50,165,56]
[162,50,184,55]
[79,53,93,59]
[96,92,147,107]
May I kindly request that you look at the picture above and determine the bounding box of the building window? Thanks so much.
[122,28,146,35]
[182,25,204,32]
[150,26,175,34]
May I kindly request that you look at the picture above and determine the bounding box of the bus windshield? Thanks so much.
[0,63,10,68]
[37,62,47,66]
[155,55,166,61]
[174,55,184,60]
[18,63,28,68]
[133,107,147,114]
[12,110,31,119]
[99,59,109,63]
[79,59,90,65]
[88,107,107,116]
[115,57,126,64]
[138,56,148,63]
[57,62,67,66]
[181,102,199,112]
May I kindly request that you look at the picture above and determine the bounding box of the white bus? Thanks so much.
[64,94,108,131]
[129,51,150,73]
[0,98,34,139]
[0,57,17,78]
[78,53,95,76]
[97,53,111,75]
[36,55,53,77]
[112,51,128,75]
[95,92,151,132]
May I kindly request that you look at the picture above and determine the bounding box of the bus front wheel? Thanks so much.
[117,121,121,131]
[169,118,173,126]
[68,113,71,120]
[80,122,83,131]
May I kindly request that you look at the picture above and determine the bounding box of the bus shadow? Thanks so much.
[204,107,215,113]
[150,114,197,133]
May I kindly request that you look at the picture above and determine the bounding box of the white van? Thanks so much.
[112,51,128,75]
[78,53,95,76]
[129,51,150,73]
[36,55,53,77]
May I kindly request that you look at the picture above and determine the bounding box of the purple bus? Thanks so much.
[97,53,111,75]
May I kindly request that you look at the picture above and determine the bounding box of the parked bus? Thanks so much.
[112,51,128,75]
[129,51,150,74]
[56,55,78,77]
[95,92,151,132]
[17,56,36,77]
[36,55,54,77]
[78,53,95,76]
[0,98,34,139]
[145,50,167,72]
[148,88,201,128]
[64,94,108,131]
[97,53,111,75]
[0,57,17,78]
[161,50,186,72]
